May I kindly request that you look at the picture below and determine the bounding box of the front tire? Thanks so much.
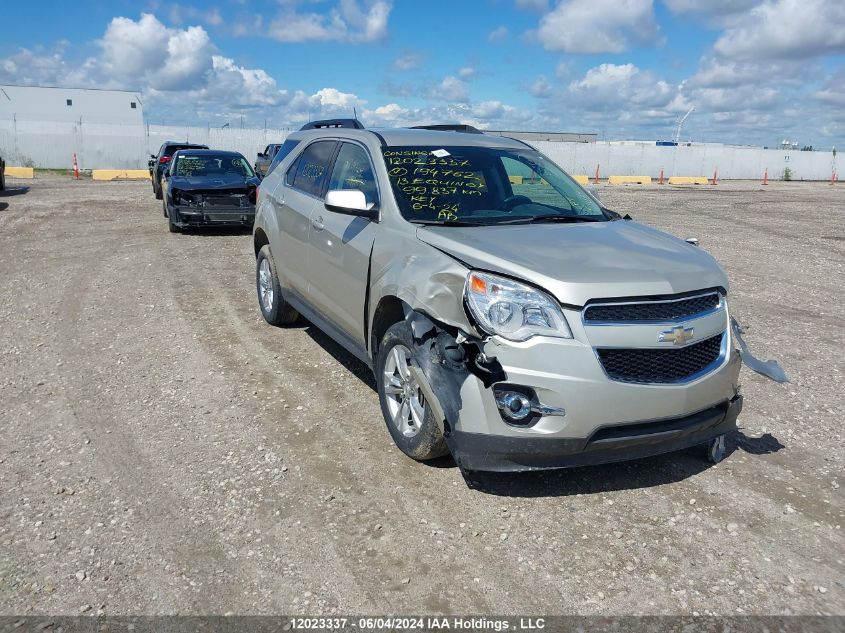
[376,321,448,462]
[256,245,299,326]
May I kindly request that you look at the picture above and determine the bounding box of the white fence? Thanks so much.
[0,117,839,180]
[534,141,840,182]
[0,119,293,170]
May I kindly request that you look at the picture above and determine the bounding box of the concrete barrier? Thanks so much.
[571,175,589,185]
[668,176,709,185]
[608,175,651,185]
[5,166,34,178]
[92,169,150,181]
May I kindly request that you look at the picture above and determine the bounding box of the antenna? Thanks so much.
[674,106,695,144]
[353,106,358,120]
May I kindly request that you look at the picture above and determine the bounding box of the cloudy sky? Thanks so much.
[1,0,843,147]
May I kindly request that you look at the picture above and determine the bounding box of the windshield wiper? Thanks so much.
[493,214,603,225]
[410,219,487,227]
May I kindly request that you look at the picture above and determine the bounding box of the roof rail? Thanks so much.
[300,118,365,131]
[411,124,484,134]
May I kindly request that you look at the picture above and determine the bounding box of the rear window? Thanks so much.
[164,144,207,157]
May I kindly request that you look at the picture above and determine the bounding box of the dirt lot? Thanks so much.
[0,176,843,616]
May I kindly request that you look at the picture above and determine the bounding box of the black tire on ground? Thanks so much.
[154,179,162,200]
[255,245,299,326]
[166,202,180,233]
[376,321,449,462]
[0,167,5,191]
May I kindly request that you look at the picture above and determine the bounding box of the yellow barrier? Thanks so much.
[508,175,523,185]
[668,176,709,185]
[5,166,34,179]
[571,175,590,185]
[608,175,652,185]
[92,169,150,181]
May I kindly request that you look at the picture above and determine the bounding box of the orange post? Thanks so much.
[658,168,664,185]
[594,164,600,185]
[831,170,837,185]
[762,168,768,185]
[72,153,79,180]
[711,169,718,185]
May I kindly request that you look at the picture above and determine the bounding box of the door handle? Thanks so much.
[312,216,325,231]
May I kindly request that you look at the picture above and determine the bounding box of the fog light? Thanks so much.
[495,390,532,422]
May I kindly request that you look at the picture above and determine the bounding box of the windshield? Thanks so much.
[173,155,255,179]
[382,145,606,225]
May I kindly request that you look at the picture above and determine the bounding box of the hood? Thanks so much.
[416,220,728,306]
[170,174,259,190]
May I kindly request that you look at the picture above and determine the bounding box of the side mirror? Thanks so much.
[325,189,378,219]
[685,237,699,247]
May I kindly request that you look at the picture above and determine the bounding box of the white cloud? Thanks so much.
[568,63,681,111]
[427,76,470,102]
[529,75,553,98]
[815,68,845,107]
[663,0,758,15]
[313,87,365,108]
[392,52,422,71]
[714,0,845,60]
[537,0,661,53]
[488,26,509,42]
[457,66,476,79]
[267,0,392,43]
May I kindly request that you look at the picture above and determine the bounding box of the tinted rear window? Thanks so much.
[164,144,207,157]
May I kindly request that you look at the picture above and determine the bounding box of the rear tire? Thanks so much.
[376,321,449,462]
[154,179,162,200]
[256,245,299,326]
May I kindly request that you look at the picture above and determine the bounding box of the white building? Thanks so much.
[0,84,144,125]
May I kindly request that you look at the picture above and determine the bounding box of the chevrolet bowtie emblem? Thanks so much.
[659,325,694,345]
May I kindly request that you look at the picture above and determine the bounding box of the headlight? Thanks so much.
[465,271,572,341]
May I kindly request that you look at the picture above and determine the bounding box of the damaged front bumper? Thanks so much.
[451,394,742,472]
[172,204,256,227]
[407,306,743,473]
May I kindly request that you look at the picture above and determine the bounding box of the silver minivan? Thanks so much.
[252,120,742,472]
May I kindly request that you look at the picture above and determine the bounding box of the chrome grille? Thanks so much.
[597,334,723,384]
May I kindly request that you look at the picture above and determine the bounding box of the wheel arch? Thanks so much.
[254,227,270,258]
[370,295,408,361]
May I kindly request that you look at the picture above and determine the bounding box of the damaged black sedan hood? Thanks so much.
[170,173,260,191]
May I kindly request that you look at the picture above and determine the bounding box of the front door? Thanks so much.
[306,141,379,348]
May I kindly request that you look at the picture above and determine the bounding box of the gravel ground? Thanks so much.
[0,176,842,616]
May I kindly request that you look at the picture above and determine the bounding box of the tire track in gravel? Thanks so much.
[47,226,282,612]
[157,230,500,613]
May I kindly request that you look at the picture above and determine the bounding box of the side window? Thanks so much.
[327,143,379,206]
[290,141,336,197]
[269,139,301,176]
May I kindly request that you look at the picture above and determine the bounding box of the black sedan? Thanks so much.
[161,150,259,233]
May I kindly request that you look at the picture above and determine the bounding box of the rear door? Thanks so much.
[270,140,337,298]
[305,141,379,347]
